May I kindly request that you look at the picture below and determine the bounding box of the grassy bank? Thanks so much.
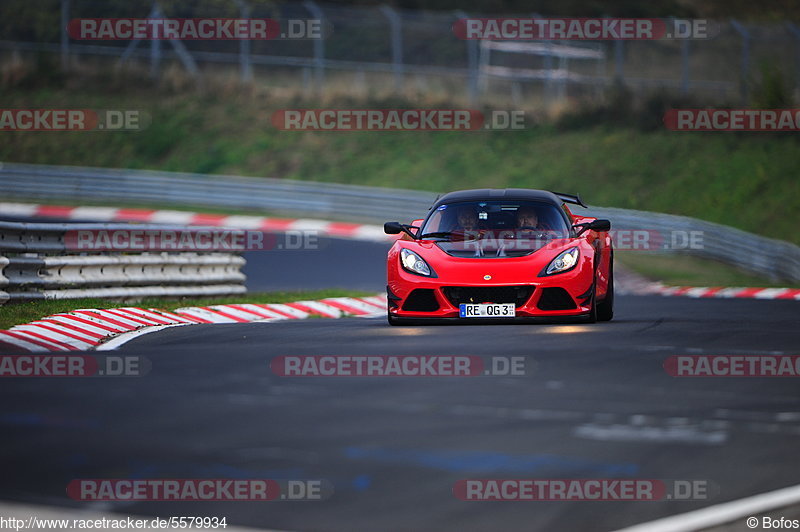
[1,83,798,244]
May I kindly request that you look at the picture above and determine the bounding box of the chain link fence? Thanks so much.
[2,0,799,105]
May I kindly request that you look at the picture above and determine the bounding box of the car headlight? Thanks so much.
[400,248,432,276]
[544,247,580,275]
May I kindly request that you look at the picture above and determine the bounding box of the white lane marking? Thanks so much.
[573,423,728,445]
[96,324,189,350]
[613,483,800,532]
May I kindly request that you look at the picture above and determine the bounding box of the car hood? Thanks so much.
[434,236,573,259]
[402,238,589,283]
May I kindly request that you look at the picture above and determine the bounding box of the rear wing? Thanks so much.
[552,192,588,209]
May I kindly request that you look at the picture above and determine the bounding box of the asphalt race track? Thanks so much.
[1,234,800,531]
[242,237,387,292]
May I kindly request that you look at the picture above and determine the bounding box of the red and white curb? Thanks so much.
[0,295,387,353]
[0,201,390,242]
[626,283,800,300]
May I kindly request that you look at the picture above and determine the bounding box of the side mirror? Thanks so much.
[588,219,611,232]
[384,222,418,239]
[573,219,611,235]
[384,222,403,235]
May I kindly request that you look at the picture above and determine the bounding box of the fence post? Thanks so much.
[303,0,325,91]
[380,5,404,93]
[531,13,555,105]
[788,23,800,95]
[681,39,690,95]
[149,3,163,79]
[236,0,253,82]
[478,40,489,94]
[150,33,161,79]
[614,39,624,84]
[456,10,478,104]
[557,55,567,101]
[730,19,751,103]
[669,16,691,95]
[60,0,70,71]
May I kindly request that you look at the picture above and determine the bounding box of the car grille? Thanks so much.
[443,286,535,308]
[537,287,577,310]
[402,289,440,312]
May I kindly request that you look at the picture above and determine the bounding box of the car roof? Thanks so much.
[431,189,563,209]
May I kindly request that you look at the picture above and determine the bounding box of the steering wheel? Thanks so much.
[517,227,552,241]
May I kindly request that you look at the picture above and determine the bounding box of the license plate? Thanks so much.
[459,303,516,318]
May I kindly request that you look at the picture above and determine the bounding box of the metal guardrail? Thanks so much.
[0,162,437,224]
[0,219,246,304]
[584,207,800,284]
[1,162,799,283]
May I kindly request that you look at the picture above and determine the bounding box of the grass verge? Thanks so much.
[0,289,375,330]
[617,252,800,289]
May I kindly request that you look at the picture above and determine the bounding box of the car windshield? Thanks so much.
[420,200,571,257]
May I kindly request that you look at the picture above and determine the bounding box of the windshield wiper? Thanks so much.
[419,231,456,240]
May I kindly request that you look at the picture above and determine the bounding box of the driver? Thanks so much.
[456,206,480,232]
[516,206,542,230]
[448,205,485,241]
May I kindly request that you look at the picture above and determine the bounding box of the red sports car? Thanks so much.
[384,189,613,325]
